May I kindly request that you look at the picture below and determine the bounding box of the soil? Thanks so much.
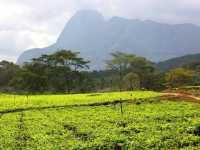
[161,92,200,103]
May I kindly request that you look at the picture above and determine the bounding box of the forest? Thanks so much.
[0,50,199,94]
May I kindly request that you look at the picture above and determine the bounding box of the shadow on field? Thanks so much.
[0,97,160,115]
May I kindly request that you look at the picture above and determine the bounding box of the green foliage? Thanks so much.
[184,61,200,72]
[191,73,200,86]
[0,61,19,90]
[106,51,155,90]
[0,51,198,93]
[194,124,200,136]
[165,68,194,88]
[0,91,200,149]
[144,73,166,91]
[10,69,48,93]
[10,50,90,93]
[123,72,140,90]
[106,52,131,90]
[184,61,200,86]
[0,91,159,111]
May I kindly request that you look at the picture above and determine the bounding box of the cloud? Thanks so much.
[1,0,200,62]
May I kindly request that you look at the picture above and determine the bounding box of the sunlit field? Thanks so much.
[0,91,159,112]
[1,91,200,149]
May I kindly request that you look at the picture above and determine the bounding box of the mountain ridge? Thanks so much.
[17,10,200,69]
[156,53,200,72]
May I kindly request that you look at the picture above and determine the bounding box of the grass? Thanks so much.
[0,91,200,149]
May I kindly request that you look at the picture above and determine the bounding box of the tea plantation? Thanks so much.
[0,91,200,149]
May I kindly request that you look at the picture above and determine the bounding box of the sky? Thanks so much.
[1,0,200,62]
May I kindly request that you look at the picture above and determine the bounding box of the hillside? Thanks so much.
[17,10,200,69]
[157,53,200,72]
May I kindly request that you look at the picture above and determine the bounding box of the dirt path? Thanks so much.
[162,92,200,103]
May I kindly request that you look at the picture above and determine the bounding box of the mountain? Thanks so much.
[17,10,200,69]
[157,53,200,72]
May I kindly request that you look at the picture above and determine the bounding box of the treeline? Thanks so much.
[0,50,199,94]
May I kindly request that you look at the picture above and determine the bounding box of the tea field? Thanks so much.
[0,91,158,112]
[0,91,200,149]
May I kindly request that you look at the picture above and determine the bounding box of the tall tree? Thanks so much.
[47,50,89,92]
[106,52,134,90]
[11,50,90,93]
[106,51,155,90]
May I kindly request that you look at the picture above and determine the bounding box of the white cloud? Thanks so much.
[1,0,200,62]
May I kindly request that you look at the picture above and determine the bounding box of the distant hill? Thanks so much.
[17,10,200,69]
[156,53,200,72]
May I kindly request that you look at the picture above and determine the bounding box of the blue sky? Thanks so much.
[1,0,200,62]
